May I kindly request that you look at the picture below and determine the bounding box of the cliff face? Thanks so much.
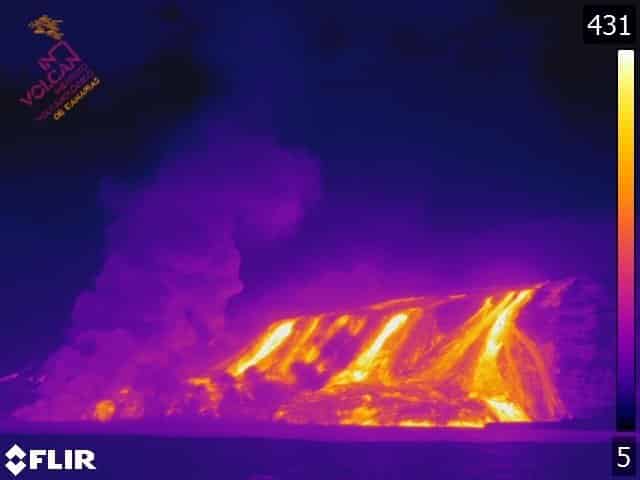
[12,278,614,429]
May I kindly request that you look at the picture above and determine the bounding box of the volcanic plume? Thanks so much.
[8,129,608,429]
[13,128,320,423]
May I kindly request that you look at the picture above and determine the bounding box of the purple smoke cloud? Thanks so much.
[14,124,320,421]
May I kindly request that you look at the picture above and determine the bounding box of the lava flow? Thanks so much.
[72,286,564,428]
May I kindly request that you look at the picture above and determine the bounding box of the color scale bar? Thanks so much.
[617,49,636,432]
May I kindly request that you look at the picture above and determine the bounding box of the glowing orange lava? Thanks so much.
[94,400,116,422]
[79,287,565,428]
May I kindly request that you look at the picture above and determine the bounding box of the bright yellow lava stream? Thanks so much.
[90,287,565,428]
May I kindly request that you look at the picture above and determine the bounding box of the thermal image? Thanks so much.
[0,3,637,479]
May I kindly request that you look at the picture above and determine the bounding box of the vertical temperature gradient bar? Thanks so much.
[617,49,636,432]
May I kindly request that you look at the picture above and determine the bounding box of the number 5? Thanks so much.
[617,446,631,468]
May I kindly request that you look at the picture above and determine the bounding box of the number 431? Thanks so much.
[587,14,631,36]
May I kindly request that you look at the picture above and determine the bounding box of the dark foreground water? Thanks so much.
[0,433,612,480]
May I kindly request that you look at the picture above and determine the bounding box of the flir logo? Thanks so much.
[4,444,96,476]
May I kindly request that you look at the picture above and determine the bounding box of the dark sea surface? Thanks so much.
[0,432,614,480]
